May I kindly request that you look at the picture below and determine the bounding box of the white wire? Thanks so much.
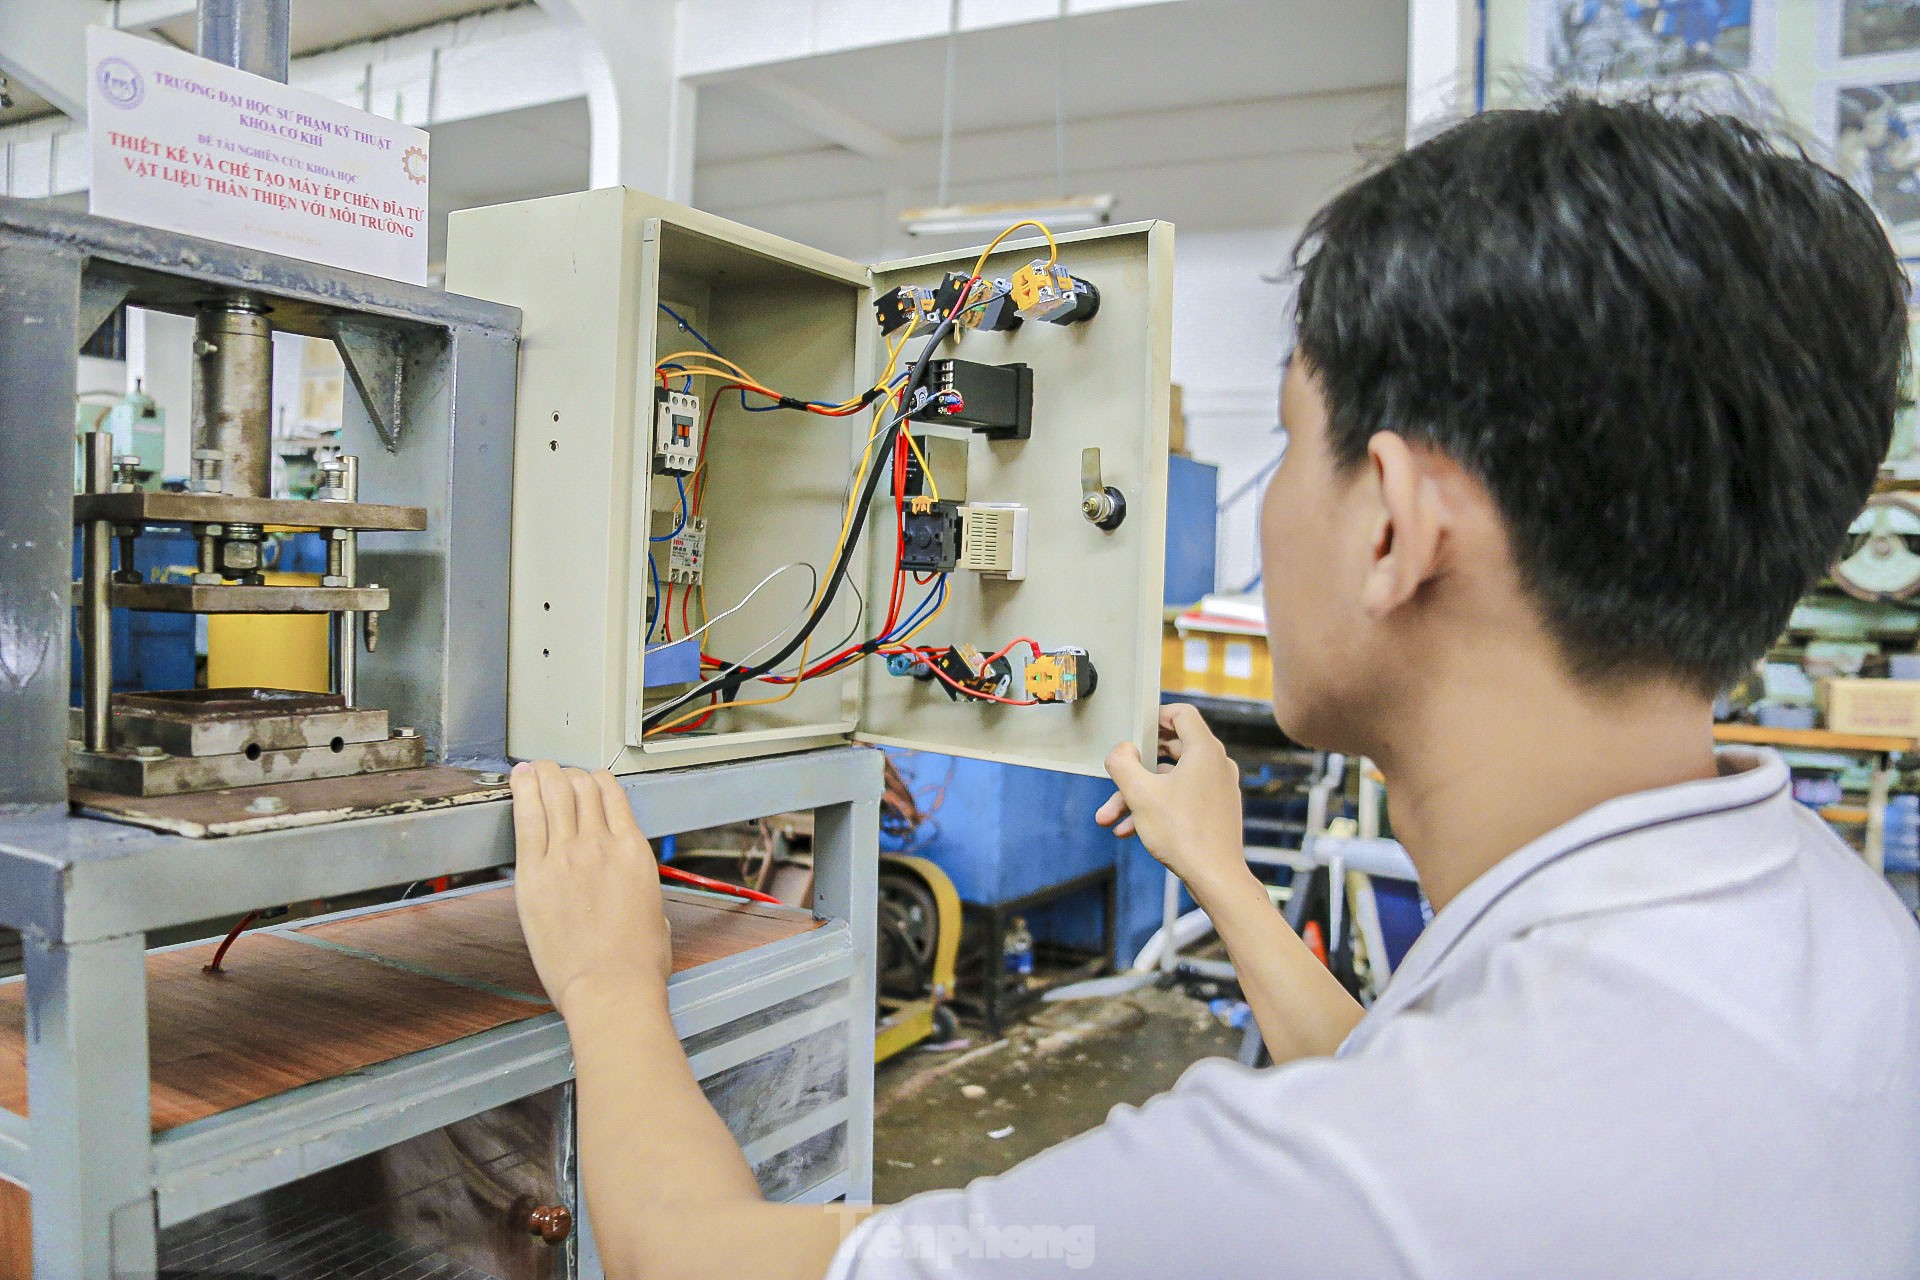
[647,561,817,653]
[717,562,822,677]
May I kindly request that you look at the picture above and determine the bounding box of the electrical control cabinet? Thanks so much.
[445,189,1171,778]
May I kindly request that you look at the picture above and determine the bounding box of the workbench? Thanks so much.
[0,745,882,1280]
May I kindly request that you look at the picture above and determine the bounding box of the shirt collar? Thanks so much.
[1344,748,1792,1050]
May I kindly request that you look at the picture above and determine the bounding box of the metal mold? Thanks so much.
[69,733,426,797]
[93,688,389,758]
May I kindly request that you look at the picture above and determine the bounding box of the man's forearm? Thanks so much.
[1190,867,1365,1063]
[564,979,864,1280]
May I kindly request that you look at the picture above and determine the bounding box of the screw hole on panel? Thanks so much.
[548,440,557,451]
[245,743,261,761]
[543,648,551,657]
[552,411,560,422]
[543,602,551,611]
[330,737,345,753]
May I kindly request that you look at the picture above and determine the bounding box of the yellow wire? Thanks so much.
[962,219,1058,284]
[903,427,939,502]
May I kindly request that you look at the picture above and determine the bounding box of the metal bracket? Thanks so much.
[77,277,134,351]
[333,317,407,453]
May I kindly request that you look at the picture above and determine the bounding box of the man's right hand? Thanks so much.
[1098,704,1250,901]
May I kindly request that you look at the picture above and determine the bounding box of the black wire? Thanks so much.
[642,304,961,728]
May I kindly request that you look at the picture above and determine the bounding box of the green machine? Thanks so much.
[75,381,168,490]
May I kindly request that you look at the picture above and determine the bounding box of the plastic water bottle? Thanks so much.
[1886,795,1920,873]
[1003,916,1035,984]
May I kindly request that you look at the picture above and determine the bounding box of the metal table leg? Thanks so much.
[810,776,881,1203]
[25,933,155,1279]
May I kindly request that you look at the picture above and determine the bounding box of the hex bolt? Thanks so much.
[476,771,509,786]
[131,745,167,760]
[393,726,420,739]
[245,795,287,815]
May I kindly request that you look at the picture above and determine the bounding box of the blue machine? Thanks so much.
[881,455,1225,966]
[68,530,198,699]
[882,751,1172,965]
[1164,454,1218,607]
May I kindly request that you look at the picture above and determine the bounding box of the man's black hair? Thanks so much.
[1293,96,1908,693]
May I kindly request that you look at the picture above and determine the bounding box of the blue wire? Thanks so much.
[647,553,662,643]
[657,302,722,356]
[650,475,688,542]
[884,576,945,643]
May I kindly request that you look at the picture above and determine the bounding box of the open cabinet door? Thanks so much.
[855,222,1174,777]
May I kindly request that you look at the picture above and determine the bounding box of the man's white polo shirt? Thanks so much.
[830,748,1920,1278]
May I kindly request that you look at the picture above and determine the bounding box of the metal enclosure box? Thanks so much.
[445,190,1171,779]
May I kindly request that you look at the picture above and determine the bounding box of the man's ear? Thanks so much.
[1358,432,1449,618]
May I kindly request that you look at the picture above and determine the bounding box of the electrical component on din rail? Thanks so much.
[1010,260,1100,325]
[958,503,1028,580]
[666,515,706,584]
[653,388,700,474]
[910,360,1032,439]
[901,499,964,574]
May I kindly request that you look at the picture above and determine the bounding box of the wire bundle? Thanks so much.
[641,221,1060,735]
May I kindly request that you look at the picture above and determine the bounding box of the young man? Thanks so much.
[509,98,1920,1277]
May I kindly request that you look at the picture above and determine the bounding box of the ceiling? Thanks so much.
[151,0,517,61]
[1,0,516,127]
[0,77,55,128]
[695,0,1408,166]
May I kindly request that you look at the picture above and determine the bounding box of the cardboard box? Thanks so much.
[1162,626,1272,701]
[1821,678,1920,737]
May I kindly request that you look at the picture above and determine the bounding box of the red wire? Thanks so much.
[660,862,782,904]
[203,911,260,974]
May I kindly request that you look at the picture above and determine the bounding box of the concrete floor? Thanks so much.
[872,984,1243,1202]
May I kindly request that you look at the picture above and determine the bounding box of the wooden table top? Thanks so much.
[0,885,817,1134]
[1711,723,1919,754]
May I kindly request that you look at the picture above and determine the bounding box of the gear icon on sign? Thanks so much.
[402,145,427,185]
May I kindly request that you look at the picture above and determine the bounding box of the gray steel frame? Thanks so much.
[0,745,883,1279]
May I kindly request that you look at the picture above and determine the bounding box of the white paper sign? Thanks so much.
[87,26,429,284]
